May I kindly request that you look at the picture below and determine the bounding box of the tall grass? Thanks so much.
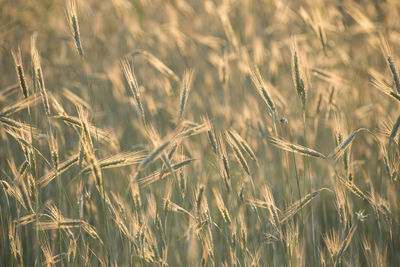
[1,0,400,266]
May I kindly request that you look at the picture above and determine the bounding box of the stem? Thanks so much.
[302,111,316,266]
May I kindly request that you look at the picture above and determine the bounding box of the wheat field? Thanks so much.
[1,0,400,266]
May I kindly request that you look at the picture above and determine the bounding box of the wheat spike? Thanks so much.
[66,0,83,56]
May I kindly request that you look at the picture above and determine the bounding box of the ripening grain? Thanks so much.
[1,1,399,266]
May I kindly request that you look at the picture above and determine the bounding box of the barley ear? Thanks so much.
[11,48,29,99]
[66,0,83,56]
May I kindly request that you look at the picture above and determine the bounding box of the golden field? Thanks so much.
[1,0,400,266]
